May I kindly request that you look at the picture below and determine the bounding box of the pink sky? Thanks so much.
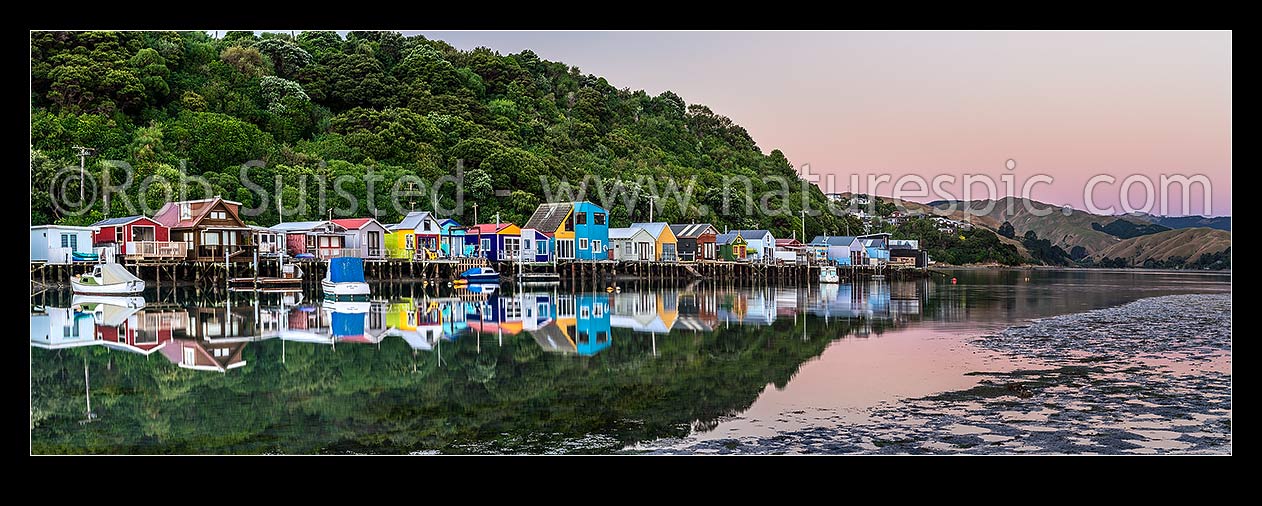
[417,31,1231,216]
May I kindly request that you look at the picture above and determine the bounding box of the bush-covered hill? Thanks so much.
[31,31,859,239]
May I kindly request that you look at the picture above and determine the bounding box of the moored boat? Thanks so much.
[458,283,499,295]
[322,257,370,298]
[819,265,840,284]
[458,266,501,284]
[70,264,145,294]
[71,294,146,309]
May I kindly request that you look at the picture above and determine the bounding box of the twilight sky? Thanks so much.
[412,31,1230,216]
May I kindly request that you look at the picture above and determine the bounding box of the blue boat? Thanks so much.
[462,283,499,294]
[458,266,501,284]
[72,251,99,262]
[322,257,370,298]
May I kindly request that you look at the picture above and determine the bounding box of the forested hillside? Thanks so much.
[31,31,857,239]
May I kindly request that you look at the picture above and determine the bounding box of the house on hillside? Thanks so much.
[669,223,718,261]
[153,197,254,262]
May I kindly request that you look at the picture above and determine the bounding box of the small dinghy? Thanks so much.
[458,266,501,284]
[72,294,146,309]
[71,264,145,294]
[322,257,370,298]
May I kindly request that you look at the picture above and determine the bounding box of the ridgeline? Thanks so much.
[31,31,858,240]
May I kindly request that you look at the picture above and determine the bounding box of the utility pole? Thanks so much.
[472,203,478,226]
[647,195,658,222]
[801,209,806,244]
[71,146,94,204]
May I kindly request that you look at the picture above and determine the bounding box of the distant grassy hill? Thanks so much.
[1129,214,1232,231]
[1091,218,1171,239]
[927,197,1140,256]
[1092,227,1231,266]
[914,197,1232,269]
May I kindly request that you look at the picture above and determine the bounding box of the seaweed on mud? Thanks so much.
[646,294,1232,455]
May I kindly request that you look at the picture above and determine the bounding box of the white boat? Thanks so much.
[70,264,145,294]
[321,299,371,314]
[74,299,144,328]
[71,294,146,309]
[819,265,840,284]
[322,257,370,297]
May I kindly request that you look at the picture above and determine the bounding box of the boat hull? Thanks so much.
[71,279,145,294]
[71,294,146,308]
[321,279,370,296]
[459,274,501,284]
[459,283,499,294]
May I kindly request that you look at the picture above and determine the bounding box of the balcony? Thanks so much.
[126,241,189,260]
[316,247,360,259]
[196,244,257,262]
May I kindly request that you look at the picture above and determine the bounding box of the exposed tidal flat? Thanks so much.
[642,293,1231,454]
[31,269,1229,454]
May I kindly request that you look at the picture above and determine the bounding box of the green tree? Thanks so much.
[998,221,1015,238]
[165,111,275,173]
[254,39,312,78]
[219,46,267,78]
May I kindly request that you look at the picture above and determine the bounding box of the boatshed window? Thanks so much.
[575,212,587,225]
[594,213,606,225]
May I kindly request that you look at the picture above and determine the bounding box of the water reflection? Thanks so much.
[34,281,921,367]
[30,269,1230,454]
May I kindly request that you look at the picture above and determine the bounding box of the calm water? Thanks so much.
[30,269,1231,454]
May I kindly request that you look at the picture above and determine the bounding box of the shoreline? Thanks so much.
[935,264,1231,275]
[647,292,1232,455]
